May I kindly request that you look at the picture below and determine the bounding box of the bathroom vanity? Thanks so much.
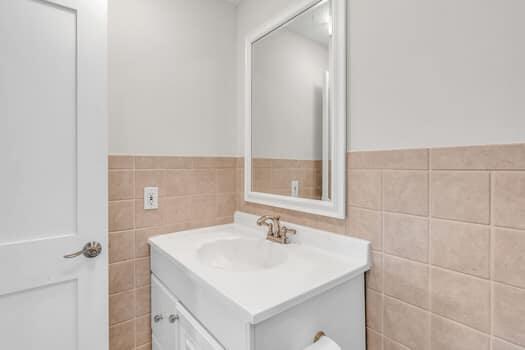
[149,212,370,350]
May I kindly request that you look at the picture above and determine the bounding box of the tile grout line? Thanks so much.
[381,252,429,267]
[492,336,525,350]
[417,256,491,281]
[349,202,494,223]
[382,248,500,285]
[432,313,495,338]
[383,334,410,350]
[384,293,493,338]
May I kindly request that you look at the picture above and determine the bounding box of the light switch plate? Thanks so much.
[291,180,299,197]
[144,187,159,210]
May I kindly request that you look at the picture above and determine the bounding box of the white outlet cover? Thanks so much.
[144,187,159,210]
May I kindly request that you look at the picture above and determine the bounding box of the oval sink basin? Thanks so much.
[197,238,288,272]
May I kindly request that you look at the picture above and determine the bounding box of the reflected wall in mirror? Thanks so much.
[245,0,346,218]
[252,0,332,201]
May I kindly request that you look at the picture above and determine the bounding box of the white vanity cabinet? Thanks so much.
[149,212,371,350]
[151,275,178,350]
[151,275,224,350]
[177,300,225,350]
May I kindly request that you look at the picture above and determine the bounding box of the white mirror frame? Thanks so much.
[244,0,347,219]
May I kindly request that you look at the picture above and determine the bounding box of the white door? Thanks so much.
[0,0,107,349]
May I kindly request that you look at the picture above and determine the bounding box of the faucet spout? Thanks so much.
[256,215,280,236]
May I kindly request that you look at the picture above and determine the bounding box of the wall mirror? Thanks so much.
[244,0,347,218]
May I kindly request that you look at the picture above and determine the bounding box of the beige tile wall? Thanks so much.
[109,143,525,350]
[238,143,525,350]
[108,156,239,350]
[252,158,322,199]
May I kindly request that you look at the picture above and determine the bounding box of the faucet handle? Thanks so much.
[280,226,296,243]
[281,226,296,235]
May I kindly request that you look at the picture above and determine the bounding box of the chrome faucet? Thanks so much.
[256,215,296,244]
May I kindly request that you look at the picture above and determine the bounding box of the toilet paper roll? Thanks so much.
[303,335,341,350]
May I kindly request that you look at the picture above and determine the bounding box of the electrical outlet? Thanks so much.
[144,187,159,210]
[291,180,299,197]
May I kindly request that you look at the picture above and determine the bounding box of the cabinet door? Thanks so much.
[151,275,178,349]
[176,302,225,350]
[152,335,163,350]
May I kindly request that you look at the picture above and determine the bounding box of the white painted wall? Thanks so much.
[252,29,328,160]
[237,0,525,152]
[108,0,525,155]
[349,0,525,150]
[108,0,237,155]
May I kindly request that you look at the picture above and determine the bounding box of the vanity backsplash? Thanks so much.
[108,142,525,350]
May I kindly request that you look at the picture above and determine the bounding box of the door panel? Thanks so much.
[0,0,107,349]
[1,0,78,243]
[153,336,163,350]
[177,302,225,350]
[152,275,179,349]
[0,280,78,349]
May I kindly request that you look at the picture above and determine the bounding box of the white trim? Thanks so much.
[322,70,330,201]
[244,0,347,218]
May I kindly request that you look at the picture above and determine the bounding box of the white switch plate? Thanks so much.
[291,180,299,197]
[144,187,159,210]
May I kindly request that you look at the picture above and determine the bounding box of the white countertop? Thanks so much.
[149,212,370,324]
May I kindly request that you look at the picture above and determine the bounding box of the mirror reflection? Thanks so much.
[251,0,333,201]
